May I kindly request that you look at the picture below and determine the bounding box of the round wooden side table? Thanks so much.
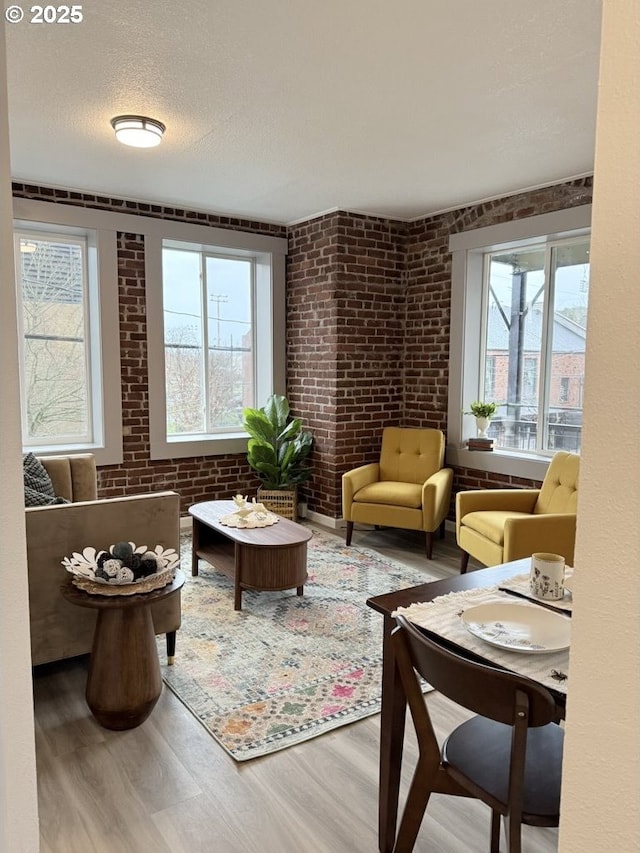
[61,571,185,730]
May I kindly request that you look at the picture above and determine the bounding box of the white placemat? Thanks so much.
[393,574,572,695]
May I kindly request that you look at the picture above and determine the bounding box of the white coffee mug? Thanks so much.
[529,553,565,600]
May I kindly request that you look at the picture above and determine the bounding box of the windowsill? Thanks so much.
[24,442,123,467]
[150,433,249,460]
[445,445,552,481]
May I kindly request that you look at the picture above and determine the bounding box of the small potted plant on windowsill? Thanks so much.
[465,400,498,438]
[243,394,313,521]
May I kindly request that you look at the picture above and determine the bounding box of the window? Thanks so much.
[448,205,591,478]
[162,248,254,435]
[12,202,122,465]
[15,232,91,444]
[12,199,286,464]
[482,239,589,455]
[146,227,286,460]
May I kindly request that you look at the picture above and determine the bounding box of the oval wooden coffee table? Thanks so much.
[62,571,185,730]
[189,500,312,610]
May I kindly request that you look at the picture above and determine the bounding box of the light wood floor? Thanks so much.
[33,524,558,852]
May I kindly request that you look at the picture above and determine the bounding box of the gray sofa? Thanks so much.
[26,454,181,666]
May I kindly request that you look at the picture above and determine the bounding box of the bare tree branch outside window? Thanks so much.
[18,238,90,441]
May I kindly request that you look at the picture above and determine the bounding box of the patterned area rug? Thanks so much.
[159,528,438,761]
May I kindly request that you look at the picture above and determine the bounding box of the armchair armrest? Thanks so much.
[342,463,380,520]
[422,468,454,530]
[503,513,577,565]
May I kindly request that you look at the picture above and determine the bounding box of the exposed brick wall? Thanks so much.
[403,216,452,432]
[287,212,405,517]
[12,177,590,522]
[287,213,341,517]
[334,214,406,488]
[11,183,286,238]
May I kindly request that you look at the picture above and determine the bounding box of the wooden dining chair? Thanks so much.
[391,615,564,853]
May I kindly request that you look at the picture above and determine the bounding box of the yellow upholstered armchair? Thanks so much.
[342,427,453,559]
[456,451,579,573]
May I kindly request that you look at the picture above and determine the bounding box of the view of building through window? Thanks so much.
[483,238,590,454]
[162,247,254,435]
[15,233,91,444]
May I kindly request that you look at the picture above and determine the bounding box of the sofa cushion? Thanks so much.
[23,452,69,507]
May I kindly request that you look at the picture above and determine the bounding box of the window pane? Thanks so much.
[545,242,589,454]
[163,248,204,435]
[484,248,545,451]
[18,237,90,441]
[162,249,255,437]
[204,256,253,429]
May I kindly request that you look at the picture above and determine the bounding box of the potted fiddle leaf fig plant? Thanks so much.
[243,394,313,520]
[465,400,498,438]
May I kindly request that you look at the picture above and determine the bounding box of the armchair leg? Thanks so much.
[439,520,446,539]
[460,550,470,574]
[166,630,176,665]
[425,531,433,560]
[346,521,354,546]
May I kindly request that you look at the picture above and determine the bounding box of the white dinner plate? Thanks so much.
[462,602,571,654]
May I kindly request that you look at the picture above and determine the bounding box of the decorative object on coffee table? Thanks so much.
[189,499,311,610]
[62,540,179,595]
[243,393,313,521]
[218,494,279,528]
[62,571,185,730]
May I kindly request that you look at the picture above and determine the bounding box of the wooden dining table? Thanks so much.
[366,559,568,853]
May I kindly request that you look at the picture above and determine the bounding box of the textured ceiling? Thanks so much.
[4,0,602,224]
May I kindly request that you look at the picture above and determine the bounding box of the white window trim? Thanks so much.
[13,201,122,466]
[446,205,591,481]
[146,229,286,460]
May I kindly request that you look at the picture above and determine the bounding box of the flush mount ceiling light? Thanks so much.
[110,115,166,148]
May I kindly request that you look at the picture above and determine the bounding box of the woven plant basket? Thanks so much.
[257,487,298,521]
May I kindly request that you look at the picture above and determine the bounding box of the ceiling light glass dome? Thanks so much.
[110,115,166,148]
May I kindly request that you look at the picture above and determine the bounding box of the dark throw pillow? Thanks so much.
[24,485,69,507]
[23,452,70,507]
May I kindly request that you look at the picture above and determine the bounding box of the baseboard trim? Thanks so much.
[306,509,341,530]
[180,515,193,530]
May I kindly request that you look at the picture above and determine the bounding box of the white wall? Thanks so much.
[558,0,640,850]
[0,25,40,853]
